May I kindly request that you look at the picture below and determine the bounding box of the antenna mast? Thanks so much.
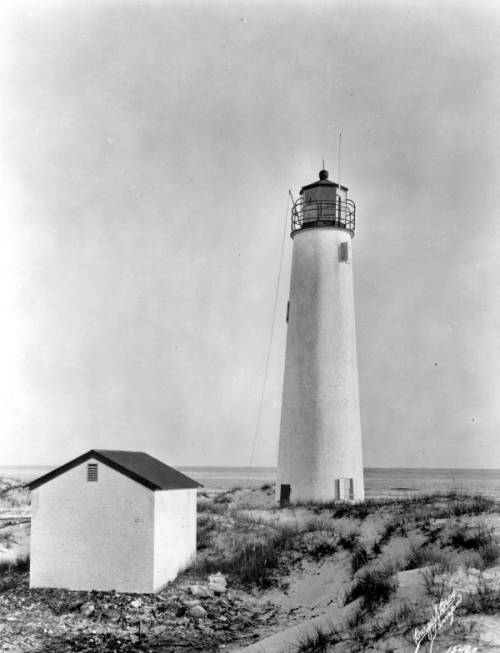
[338,133,342,190]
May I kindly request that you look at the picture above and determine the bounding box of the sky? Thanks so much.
[1,0,500,469]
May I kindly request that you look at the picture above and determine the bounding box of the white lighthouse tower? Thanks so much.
[276,168,365,505]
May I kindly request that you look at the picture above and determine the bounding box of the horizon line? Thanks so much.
[2,464,500,472]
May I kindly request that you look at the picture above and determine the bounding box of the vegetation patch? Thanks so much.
[346,563,398,612]
[0,554,30,576]
[299,531,338,560]
[297,626,336,653]
[446,522,496,551]
[460,575,500,615]
[404,544,449,570]
[351,543,370,574]
[0,480,30,509]
[201,539,282,588]
[197,515,298,588]
[3,482,500,652]
[337,530,359,551]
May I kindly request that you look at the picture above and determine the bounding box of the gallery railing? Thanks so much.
[291,197,356,236]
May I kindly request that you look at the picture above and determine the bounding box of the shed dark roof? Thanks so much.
[27,449,202,492]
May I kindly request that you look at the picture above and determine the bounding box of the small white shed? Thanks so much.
[28,449,201,593]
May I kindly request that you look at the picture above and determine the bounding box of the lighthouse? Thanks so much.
[276,168,365,504]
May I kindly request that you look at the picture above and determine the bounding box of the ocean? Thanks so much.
[2,465,500,499]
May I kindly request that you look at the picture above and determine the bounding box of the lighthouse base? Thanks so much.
[277,475,365,506]
[276,466,365,505]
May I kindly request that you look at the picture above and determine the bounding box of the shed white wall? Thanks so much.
[153,488,197,590]
[30,459,155,593]
[277,227,365,503]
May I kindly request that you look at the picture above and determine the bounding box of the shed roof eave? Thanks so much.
[27,449,202,492]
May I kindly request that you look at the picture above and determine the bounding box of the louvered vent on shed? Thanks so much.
[87,463,98,482]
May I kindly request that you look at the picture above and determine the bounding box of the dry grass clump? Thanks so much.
[197,508,276,549]
[345,563,398,612]
[438,521,500,568]
[460,575,500,615]
[297,626,335,653]
[212,491,234,506]
[445,521,495,549]
[345,604,364,629]
[0,554,30,575]
[232,490,276,511]
[476,542,499,568]
[197,498,217,513]
[196,492,344,586]
[202,539,280,587]
[299,514,337,533]
[329,502,370,520]
[196,512,225,550]
[0,557,27,592]
[0,481,30,509]
[299,531,338,560]
[421,564,457,599]
[388,599,422,626]
[377,516,410,546]
[351,544,370,574]
[201,486,276,512]
[418,519,445,544]
[461,547,499,571]
[196,497,231,515]
[196,487,500,597]
[196,507,299,588]
[404,543,452,571]
[0,528,18,550]
[425,494,498,519]
[357,600,423,650]
[337,529,359,551]
[297,492,497,521]
[199,520,297,588]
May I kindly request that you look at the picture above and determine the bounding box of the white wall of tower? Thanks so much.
[277,226,364,503]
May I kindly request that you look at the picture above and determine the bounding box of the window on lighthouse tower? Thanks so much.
[339,241,350,263]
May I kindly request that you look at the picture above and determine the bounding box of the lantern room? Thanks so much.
[291,169,355,236]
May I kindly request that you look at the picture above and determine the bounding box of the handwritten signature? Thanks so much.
[414,589,462,652]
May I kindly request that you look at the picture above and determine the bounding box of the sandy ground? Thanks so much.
[263,555,351,620]
[230,491,500,652]
[1,480,500,652]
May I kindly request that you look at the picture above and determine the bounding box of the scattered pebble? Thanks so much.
[189,583,212,598]
[80,601,95,617]
[209,572,228,595]
[188,604,207,619]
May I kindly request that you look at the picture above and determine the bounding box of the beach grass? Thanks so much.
[1,477,498,652]
[192,482,500,653]
[0,554,30,575]
[346,562,399,612]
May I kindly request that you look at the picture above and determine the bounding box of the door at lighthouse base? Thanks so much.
[279,484,291,507]
[335,478,354,501]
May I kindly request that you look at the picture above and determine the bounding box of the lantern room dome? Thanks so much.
[291,170,356,237]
